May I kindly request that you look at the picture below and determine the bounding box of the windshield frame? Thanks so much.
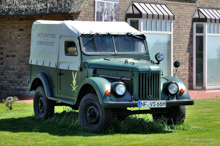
[79,34,148,55]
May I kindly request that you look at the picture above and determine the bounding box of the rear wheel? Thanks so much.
[79,93,112,132]
[153,106,186,125]
[34,86,54,119]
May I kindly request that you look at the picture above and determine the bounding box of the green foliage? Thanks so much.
[43,107,82,131]
[106,116,166,134]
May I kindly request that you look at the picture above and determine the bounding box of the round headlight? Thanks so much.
[167,82,179,95]
[155,53,164,62]
[114,82,126,96]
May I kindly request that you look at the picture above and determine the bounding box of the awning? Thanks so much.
[193,7,220,23]
[126,2,175,20]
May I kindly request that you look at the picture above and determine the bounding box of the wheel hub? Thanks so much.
[86,105,100,124]
[38,97,44,114]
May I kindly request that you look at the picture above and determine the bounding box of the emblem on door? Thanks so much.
[71,72,78,91]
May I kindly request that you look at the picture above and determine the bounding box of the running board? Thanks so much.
[48,96,75,105]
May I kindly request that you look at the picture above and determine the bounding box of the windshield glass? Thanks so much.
[81,34,146,54]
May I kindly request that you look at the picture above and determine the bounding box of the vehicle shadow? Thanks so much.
[0,111,172,136]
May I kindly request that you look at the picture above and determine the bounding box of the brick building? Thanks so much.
[0,0,220,99]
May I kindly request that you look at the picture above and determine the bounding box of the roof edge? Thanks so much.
[0,0,85,16]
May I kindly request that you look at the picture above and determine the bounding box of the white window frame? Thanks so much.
[193,22,220,90]
[127,19,174,76]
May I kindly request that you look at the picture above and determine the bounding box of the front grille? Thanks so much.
[134,71,160,100]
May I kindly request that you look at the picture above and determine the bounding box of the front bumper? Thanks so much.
[102,99,194,108]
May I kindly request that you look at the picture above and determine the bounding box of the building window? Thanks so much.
[126,2,174,76]
[207,36,220,87]
[130,20,139,30]
[142,20,171,32]
[206,24,220,34]
[196,36,203,87]
[196,24,203,33]
[128,19,173,76]
[145,34,171,76]
[193,23,220,89]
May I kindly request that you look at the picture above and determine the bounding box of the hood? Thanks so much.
[84,58,161,72]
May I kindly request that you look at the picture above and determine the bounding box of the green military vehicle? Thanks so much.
[29,20,194,132]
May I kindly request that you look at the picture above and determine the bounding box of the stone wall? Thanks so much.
[0,14,78,98]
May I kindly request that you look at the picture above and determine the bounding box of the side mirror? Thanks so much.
[174,61,180,77]
[174,61,180,68]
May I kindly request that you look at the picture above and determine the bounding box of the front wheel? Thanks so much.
[33,86,54,119]
[153,105,186,125]
[79,93,112,132]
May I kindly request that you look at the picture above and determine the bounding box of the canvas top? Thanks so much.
[33,20,142,37]
[30,20,143,70]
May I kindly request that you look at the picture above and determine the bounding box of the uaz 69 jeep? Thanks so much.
[29,20,194,132]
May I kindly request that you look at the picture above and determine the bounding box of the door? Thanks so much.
[57,37,81,99]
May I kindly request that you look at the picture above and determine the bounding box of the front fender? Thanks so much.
[161,76,191,100]
[29,72,52,98]
[77,77,132,104]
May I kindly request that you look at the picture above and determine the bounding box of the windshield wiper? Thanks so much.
[83,33,97,46]
[104,58,110,61]
[127,32,144,40]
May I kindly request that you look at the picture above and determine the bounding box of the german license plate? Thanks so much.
[138,101,166,108]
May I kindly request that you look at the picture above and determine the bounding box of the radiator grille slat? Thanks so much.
[137,72,160,100]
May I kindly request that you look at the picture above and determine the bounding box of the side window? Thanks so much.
[65,41,77,56]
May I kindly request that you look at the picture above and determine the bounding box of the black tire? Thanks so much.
[79,93,112,132]
[34,86,54,119]
[153,106,186,125]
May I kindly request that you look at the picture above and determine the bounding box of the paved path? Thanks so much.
[16,100,33,103]
[15,90,220,103]
[188,90,220,100]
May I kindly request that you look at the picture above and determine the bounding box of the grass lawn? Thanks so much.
[0,99,219,145]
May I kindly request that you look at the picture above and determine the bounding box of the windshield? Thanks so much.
[81,34,146,54]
